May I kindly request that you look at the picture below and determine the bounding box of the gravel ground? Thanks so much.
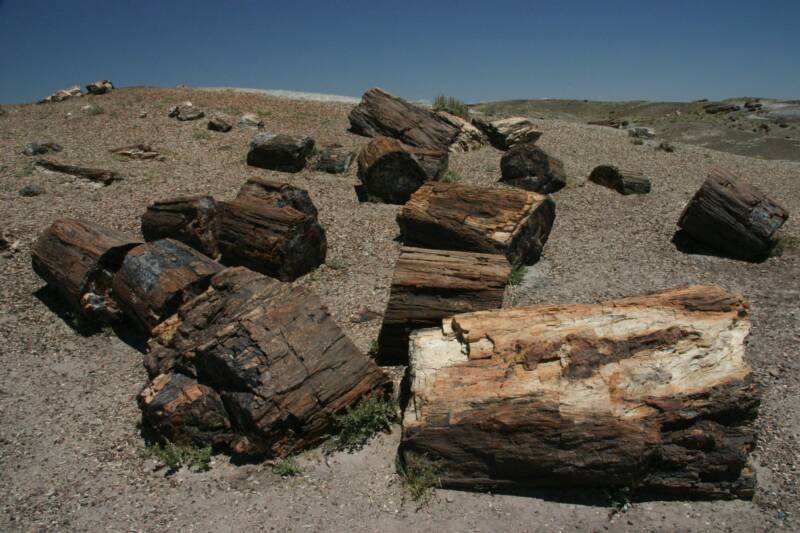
[0,87,798,532]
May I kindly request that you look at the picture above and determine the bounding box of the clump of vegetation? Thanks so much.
[440,170,463,183]
[193,129,211,140]
[143,441,212,473]
[326,257,347,270]
[397,452,441,503]
[605,486,633,518]
[631,138,644,146]
[324,395,396,453]
[507,263,527,286]
[367,338,379,358]
[769,235,799,257]
[272,456,302,477]
[433,95,470,120]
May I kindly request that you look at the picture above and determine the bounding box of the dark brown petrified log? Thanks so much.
[397,182,555,265]
[471,116,542,150]
[376,247,510,365]
[35,159,122,185]
[140,266,391,457]
[588,165,651,195]
[357,136,448,204]
[348,88,459,151]
[31,219,141,320]
[677,168,789,260]
[400,285,760,499]
[216,197,327,281]
[111,239,223,333]
[141,196,220,258]
[236,177,319,217]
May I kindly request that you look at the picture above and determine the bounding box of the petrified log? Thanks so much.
[499,144,567,193]
[246,133,314,173]
[35,159,122,185]
[236,177,318,217]
[216,197,327,281]
[400,285,760,499]
[111,239,223,333]
[31,219,142,319]
[207,116,232,132]
[168,102,204,121]
[357,136,448,204]
[315,144,355,174]
[348,88,459,151]
[588,165,651,195]
[471,116,542,150]
[141,196,220,258]
[22,142,62,156]
[398,182,555,265]
[376,247,510,364]
[435,112,486,153]
[110,144,162,160]
[677,168,789,260]
[86,80,114,95]
[141,266,391,457]
[704,102,740,114]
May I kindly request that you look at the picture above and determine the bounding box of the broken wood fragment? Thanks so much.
[589,165,651,194]
[141,196,220,258]
[35,159,122,185]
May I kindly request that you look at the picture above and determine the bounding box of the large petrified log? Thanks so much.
[357,136,448,204]
[499,144,567,194]
[348,88,459,151]
[376,247,509,365]
[141,196,220,258]
[400,285,760,499]
[246,133,315,173]
[140,266,391,456]
[35,159,122,185]
[236,177,319,217]
[677,169,789,260]
[31,219,141,319]
[589,165,651,195]
[216,197,327,281]
[471,116,542,150]
[397,182,555,265]
[111,239,223,333]
[435,112,486,153]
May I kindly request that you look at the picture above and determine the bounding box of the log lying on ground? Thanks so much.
[348,88,459,151]
[471,116,542,150]
[500,144,567,194]
[141,196,220,258]
[588,165,651,195]
[246,133,314,173]
[111,239,223,333]
[401,285,760,499]
[35,159,122,185]
[357,136,448,204]
[141,266,391,456]
[677,168,789,260]
[31,219,141,320]
[217,197,327,281]
[236,177,319,217]
[315,144,355,174]
[376,247,509,364]
[110,144,163,161]
[398,182,555,265]
[435,112,486,153]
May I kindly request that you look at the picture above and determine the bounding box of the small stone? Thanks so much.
[85,80,114,95]
[238,113,265,129]
[208,116,233,132]
[19,184,44,197]
[22,142,62,156]
[658,141,675,153]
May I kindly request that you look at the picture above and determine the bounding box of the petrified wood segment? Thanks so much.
[31,219,141,320]
[500,144,567,194]
[677,169,789,260]
[142,267,391,457]
[589,165,651,195]
[357,136,448,204]
[246,133,314,173]
[35,159,122,185]
[400,285,760,499]
[376,247,510,365]
[397,182,555,265]
[348,88,459,151]
[472,116,542,150]
[141,196,220,258]
[217,197,327,281]
[236,177,319,217]
[111,239,222,333]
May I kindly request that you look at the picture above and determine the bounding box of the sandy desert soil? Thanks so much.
[0,87,799,532]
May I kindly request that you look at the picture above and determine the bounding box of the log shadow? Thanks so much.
[671,230,767,263]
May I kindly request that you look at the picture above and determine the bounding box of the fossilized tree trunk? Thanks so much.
[35,159,122,185]
[376,247,510,365]
[236,177,319,217]
[141,196,220,258]
[397,182,555,265]
[588,165,651,195]
[401,285,760,499]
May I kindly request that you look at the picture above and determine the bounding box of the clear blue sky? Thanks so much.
[1,0,798,104]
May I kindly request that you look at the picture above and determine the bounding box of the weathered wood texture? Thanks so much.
[110,144,162,160]
[217,197,327,281]
[397,182,555,265]
[472,116,542,150]
[376,247,510,364]
[677,169,789,260]
[357,136,448,204]
[31,219,142,319]
[141,196,220,258]
[348,88,459,151]
[589,165,651,195]
[111,239,223,333]
[401,285,760,499]
[500,144,567,194]
[35,159,122,185]
[236,177,319,217]
[141,267,391,456]
[246,133,314,173]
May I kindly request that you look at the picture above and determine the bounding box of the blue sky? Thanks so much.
[1,0,798,104]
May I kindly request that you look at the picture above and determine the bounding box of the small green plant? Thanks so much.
[143,441,212,473]
[272,456,302,477]
[770,235,800,257]
[324,395,396,453]
[84,104,105,115]
[605,486,632,518]
[397,452,441,503]
[326,257,347,270]
[367,338,379,358]
[631,138,644,146]
[507,263,527,286]
[193,129,211,140]
[440,170,463,183]
[433,95,470,120]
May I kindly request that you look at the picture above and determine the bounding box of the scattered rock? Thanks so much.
[85,80,114,95]
[39,86,82,103]
[744,99,762,111]
[315,144,355,174]
[168,102,205,121]
[435,111,486,152]
[18,184,45,197]
[208,116,232,132]
[627,127,655,139]
[246,133,315,173]
[587,119,626,128]
[499,144,567,193]
[110,144,163,160]
[238,113,264,129]
[658,141,675,153]
[472,116,542,150]
[588,165,651,195]
[81,103,104,115]
[139,111,148,119]
[704,102,740,114]
[22,142,62,156]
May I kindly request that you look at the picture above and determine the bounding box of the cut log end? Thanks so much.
[589,165,651,195]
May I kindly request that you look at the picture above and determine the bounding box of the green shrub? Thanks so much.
[440,170,463,183]
[433,95,470,120]
[326,258,347,270]
[397,452,441,502]
[507,263,527,286]
[273,456,302,477]
[770,235,799,257]
[324,395,396,453]
[367,338,379,358]
[143,442,212,473]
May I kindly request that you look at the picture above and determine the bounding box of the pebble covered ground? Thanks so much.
[0,87,798,532]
